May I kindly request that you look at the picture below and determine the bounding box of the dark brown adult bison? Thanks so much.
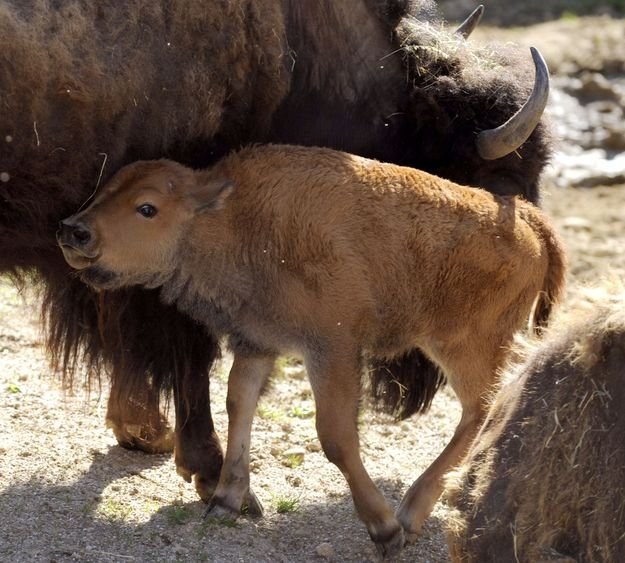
[57,145,565,557]
[0,0,550,503]
[446,281,625,563]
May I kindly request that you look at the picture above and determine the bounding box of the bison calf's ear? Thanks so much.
[192,180,234,214]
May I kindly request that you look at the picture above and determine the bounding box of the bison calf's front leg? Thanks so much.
[204,353,275,520]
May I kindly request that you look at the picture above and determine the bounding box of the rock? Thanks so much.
[315,542,335,559]
[578,72,622,102]
[562,217,592,230]
[305,441,322,453]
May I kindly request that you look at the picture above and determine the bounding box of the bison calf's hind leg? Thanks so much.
[396,343,502,540]
[106,378,174,454]
[309,346,405,559]
[204,354,275,520]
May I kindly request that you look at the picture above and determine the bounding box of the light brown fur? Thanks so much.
[58,144,566,558]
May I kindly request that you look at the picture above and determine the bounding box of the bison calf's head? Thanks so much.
[58,160,232,290]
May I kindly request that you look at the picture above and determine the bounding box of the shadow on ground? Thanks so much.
[0,446,449,562]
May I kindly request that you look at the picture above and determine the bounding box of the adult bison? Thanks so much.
[0,0,550,504]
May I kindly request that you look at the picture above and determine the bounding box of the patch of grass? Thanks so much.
[166,503,193,525]
[257,404,285,422]
[560,10,578,20]
[274,496,299,514]
[96,498,133,521]
[82,499,98,516]
[272,356,303,379]
[282,454,304,469]
[288,404,315,419]
[201,515,240,531]
[6,383,21,394]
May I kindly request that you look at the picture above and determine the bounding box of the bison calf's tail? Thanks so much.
[523,204,567,332]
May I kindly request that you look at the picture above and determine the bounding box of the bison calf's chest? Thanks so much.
[58,144,565,558]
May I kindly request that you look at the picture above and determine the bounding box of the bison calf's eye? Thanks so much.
[136,203,158,218]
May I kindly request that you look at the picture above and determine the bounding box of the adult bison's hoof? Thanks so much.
[372,525,405,561]
[107,419,175,454]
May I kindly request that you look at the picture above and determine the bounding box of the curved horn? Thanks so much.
[476,47,550,161]
[455,5,484,38]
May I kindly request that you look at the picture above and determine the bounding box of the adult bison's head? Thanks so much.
[57,160,231,291]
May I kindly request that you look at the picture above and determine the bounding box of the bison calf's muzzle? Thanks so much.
[57,218,100,267]
[58,144,566,559]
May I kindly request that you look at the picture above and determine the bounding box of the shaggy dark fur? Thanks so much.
[0,0,551,491]
[369,349,446,420]
[447,282,625,563]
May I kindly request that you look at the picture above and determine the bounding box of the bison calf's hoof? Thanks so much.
[372,526,405,561]
[203,496,241,522]
[241,489,264,517]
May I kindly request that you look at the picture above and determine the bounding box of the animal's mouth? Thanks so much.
[58,242,100,270]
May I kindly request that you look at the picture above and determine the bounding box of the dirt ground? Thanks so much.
[2,18,625,563]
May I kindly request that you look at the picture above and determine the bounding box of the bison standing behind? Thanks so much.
[446,281,625,563]
[58,144,565,558]
[1,0,550,503]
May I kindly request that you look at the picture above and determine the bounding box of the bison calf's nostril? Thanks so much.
[72,226,91,245]
[59,220,92,246]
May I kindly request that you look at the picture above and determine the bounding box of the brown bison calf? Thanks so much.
[446,281,625,563]
[58,144,565,558]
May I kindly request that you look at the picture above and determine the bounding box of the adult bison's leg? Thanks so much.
[173,363,225,503]
[42,265,175,452]
[97,289,225,464]
[101,289,226,491]
[106,377,174,453]
[43,273,225,490]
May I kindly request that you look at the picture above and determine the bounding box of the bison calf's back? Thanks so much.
[58,144,565,558]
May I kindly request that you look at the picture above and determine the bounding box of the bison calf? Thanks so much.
[446,280,625,563]
[58,145,565,558]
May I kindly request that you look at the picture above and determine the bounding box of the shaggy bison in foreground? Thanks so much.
[446,281,625,563]
[1,0,550,502]
[58,144,565,558]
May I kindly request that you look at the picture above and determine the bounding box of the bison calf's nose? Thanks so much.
[57,220,92,247]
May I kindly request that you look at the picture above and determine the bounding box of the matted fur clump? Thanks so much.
[446,279,625,563]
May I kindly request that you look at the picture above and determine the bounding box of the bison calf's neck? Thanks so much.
[59,144,566,558]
